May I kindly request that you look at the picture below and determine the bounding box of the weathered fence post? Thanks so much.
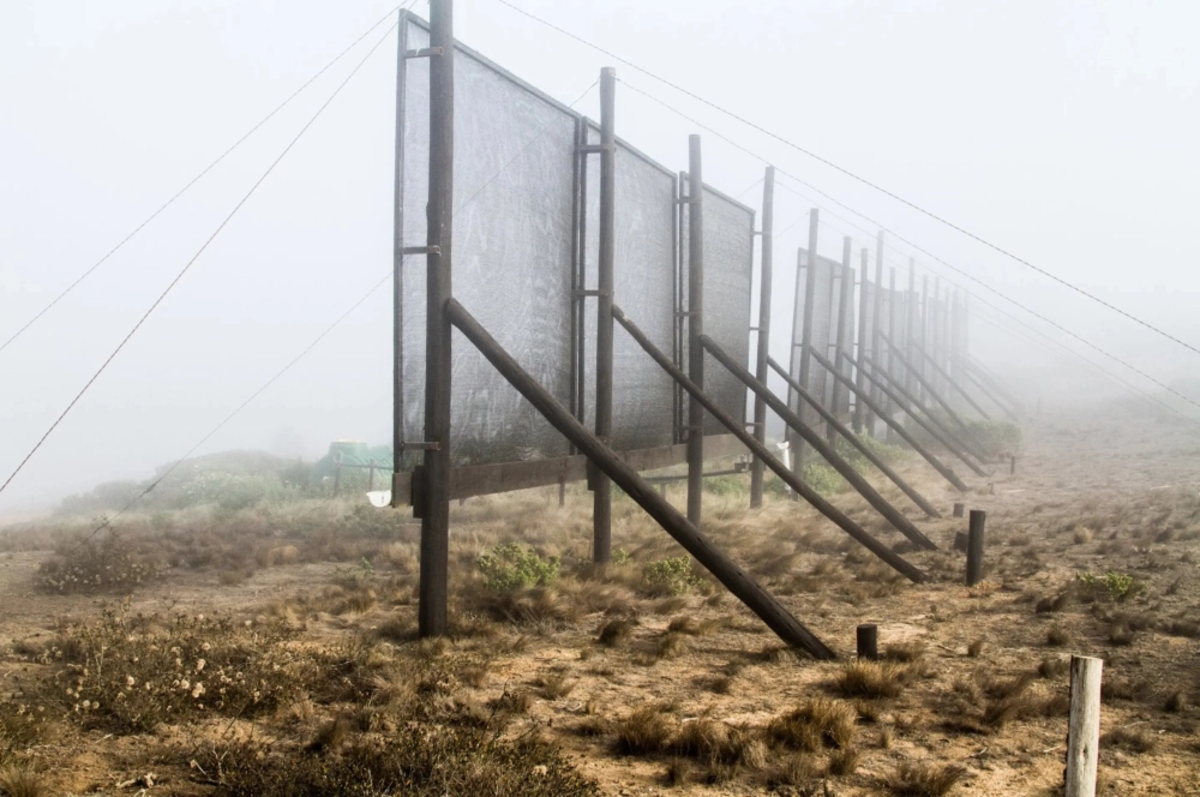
[1065,655,1103,797]
[966,509,986,586]
[856,624,878,660]
[686,135,705,527]
[592,66,617,564]
[953,502,965,518]
[749,166,774,509]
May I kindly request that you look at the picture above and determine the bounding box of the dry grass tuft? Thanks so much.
[653,631,690,661]
[1073,526,1095,545]
[1165,691,1188,712]
[613,706,674,756]
[306,716,353,753]
[885,761,966,796]
[765,753,818,789]
[884,641,925,663]
[597,618,637,647]
[826,747,861,777]
[1045,626,1071,647]
[833,660,909,699]
[0,766,45,797]
[1102,727,1157,753]
[1037,657,1069,679]
[967,639,985,658]
[767,699,856,752]
[535,673,576,700]
[666,616,717,636]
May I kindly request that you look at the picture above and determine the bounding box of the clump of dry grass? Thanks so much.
[1037,657,1069,679]
[1102,678,1151,702]
[765,753,818,790]
[1165,691,1188,712]
[653,631,689,661]
[534,673,576,700]
[1073,526,1095,545]
[833,660,909,699]
[826,747,861,776]
[613,706,675,756]
[1045,626,1071,647]
[967,639,985,658]
[884,641,925,663]
[1102,727,1157,753]
[597,618,636,647]
[35,534,168,595]
[1036,591,1072,613]
[671,718,765,769]
[666,616,718,636]
[885,761,966,796]
[767,699,855,752]
[0,765,45,797]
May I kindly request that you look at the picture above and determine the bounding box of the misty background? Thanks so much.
[2,0,1198,518]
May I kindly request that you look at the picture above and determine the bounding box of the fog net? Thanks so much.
[787,250,840,427]
[400,19,577,465]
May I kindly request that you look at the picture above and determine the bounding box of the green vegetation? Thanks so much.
[477,543,561,591]
[1076,570,1144,603]
[642,557,701,596]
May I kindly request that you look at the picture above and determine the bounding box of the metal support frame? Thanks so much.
[749,166,774,509]
[418,0,454,638]
[886,265,899,441]
[801,349,968,492]
[702,335,937,547]
[448,298,836,657]
[686,136,705,526]
[614,307,927,583]
[906,259,918,397]
[765,356,941,518]
[592,67,616,564]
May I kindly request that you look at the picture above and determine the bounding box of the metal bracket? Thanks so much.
[405,47,443,58]
[577,144,611,154]
[675,196,693,205]
[575,289,610,298]
[753,230,764,237]
[404,441,441,451]
[675,310,695,318]
[401,245,441,256]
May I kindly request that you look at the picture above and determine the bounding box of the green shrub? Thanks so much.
[1077,571,1144,603]
[643,557,701,596]
[476,544,560,591]
[35,533,168,595]
[802,463,846,497]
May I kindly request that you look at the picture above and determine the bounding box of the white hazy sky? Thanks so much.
[2,0,1198,514]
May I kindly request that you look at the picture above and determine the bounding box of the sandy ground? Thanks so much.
[2,400,1200,795]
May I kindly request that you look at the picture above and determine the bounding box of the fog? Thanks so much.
[2,0,1198,517]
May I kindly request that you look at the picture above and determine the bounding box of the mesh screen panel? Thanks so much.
[679,178,755,435]
[582,133,677,450]
[401,20,576,464]
[787,251,839,426]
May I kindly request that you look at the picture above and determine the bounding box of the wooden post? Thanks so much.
[614,307,928,584]
[367,459,376,492]
[856,624,878,660]
[447,298,836,658]
[794,211,819,478]
[830,236,852,432]
[592,66,617,564]
[418,0,454,638]
[706,335,938,544]
[869,231,885,437]
[749,167,774,509]
[966,509,986,586]
[906,259,918,397]
[333,460,342,496]
[799,349,970,493]
[1010,454,1016,475]
[953,502,964,518]
[1065,655,1103,797]
[390,17,409,509]
[686,135,705,527]
[854,247,871,434]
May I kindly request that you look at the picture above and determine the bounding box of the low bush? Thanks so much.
[476,544,560,591]
[1076,571,1144,603]
[34,534,167,595]
[642,557,701,596]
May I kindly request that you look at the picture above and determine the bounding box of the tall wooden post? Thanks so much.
[886,266,899,442]
[686,135,705,526]
[418,0,454,638]
[750,167,774,509]
[592,67,616,563]
[868,231,884,437]
[830,236,852,430]
[1065,656,1103,797]
[853,247,870,433]
[794,210,819,478]
[906,259,918,397]
[391,18,409,508]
